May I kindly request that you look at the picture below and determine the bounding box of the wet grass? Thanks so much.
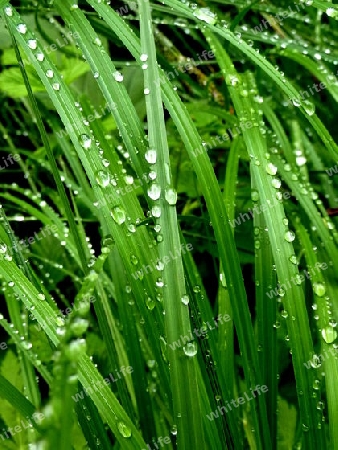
[0,1,338,449]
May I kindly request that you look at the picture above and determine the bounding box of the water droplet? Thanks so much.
[52,83,60,91]
[292,98,301,107]
[27,39,37,50]
[144,88,150,95]
[148,184,161,200]
[113,71,124,82]
[326,8,338,18]
[130,254,138,265]
[251,190,259,201]
[117,422,131,438]
[152,206,161,217]
[95,170,110,188]
[79,134,92,149]
[322,326,337,343]
[271,178,281,189]
[37,293,45,300]
[140,53,148,62]
[17,24,27,34]
[111,206,126,225]
[165,188,177,205]
[302,99,315,116]
[193,7,217,24]
[36,52,45,62]
[4,6,13,16]
[46,69,54,78]
[146,297,156,310]
[266,162,277,175]
[93,37,102,46]
[181,295,189,305]
[284,231,295,242]
[145,149,157,164]
[183,342,197,356]
[313,282,326,297]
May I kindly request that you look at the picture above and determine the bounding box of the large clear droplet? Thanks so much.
[16,24,27,34]
[148,184,161,200]
[284,231,295,242]
[165,188,177,205]
[266,162,277,176]
[183,342,197,357]
[113,71,123,82]
[193,7,217,24]
[117,422,131,438]
[322,326,337,344]
[145,149,157,164]
[111,206,126,225]
[79,134,92,149]
[95,170,110,188]
[313,282,326,297]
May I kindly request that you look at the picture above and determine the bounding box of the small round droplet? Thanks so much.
[95,170,110,188]
[113,71,124,82]
[266,162,277,176]
[117,422,131,438]
[165,188,177,205]
[17,24,27,34]
[181,295,189,305]
[27,39,37,50]
[46,69,54,78]
[284,231,295,242]
[79,134,92,149]
[111,206,126,225]
[322,326,337,343]
[313,282,326,297]
[183,342,197,356]
[145,149,157,164]
[140,53,148,62]
[148,184,161,201]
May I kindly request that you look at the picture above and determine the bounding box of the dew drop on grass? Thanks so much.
[79,134,92,149]
[145,149,157,164]
[17,24,27,34]
[165,188,177,205]
[251,190,259,201]
[95,170,110,188]
[0,244,7,253]
[152,206,161,217]
[46,69,54,78]
[322,326,337,343]
[326,8,338,18]
[52,83,60,91]
[140,53,148,62]
[313,282,326,297]
[183,342,197,357]
[302,99,315,116]
[181,295,189,305]
[4,6,13,16]
[292,98,301,107]
[284,230,295,242]
[111,206,126,225]
[130,254,138,265]
[271,178,281,189]
[266,162,277,176]
[27,39,37,50]
[148,184,161,200]
[144,88,150,95]
[289,255,297,264]
[193,7,217,24]
[36,52,45,61]
[37,293,45,300]
[118,422,131,438]
[93,37,102,46]
[146,298,156,310]
[113,71,123,82]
